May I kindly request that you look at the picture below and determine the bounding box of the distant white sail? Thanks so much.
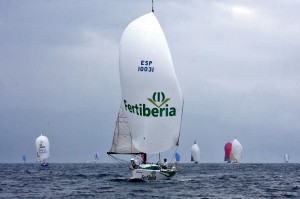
[191,142,200,163]
[35,134,49,162]
[119,12,183,154]
[94,152,100,161]
[284,153,289,163]
[231,139,242,162]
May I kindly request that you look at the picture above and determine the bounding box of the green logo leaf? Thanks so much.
[148,92,170,108]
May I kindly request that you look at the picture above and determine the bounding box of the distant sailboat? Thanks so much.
[224,139,242,163]
[175,152,180,162]
[284,153,289,163]
[107,5,183,181]
[94,152,100,162]
[173,152,180,169]
[22,155,27,163]
[191,141,200,163]
[35,134,50,167]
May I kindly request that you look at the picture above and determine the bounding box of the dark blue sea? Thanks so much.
[0,163,299,198]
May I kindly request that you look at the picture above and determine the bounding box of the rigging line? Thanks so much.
[159,153,161,163]
[177,99,184,146]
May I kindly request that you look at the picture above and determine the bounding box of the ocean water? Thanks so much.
[0,163,299,198]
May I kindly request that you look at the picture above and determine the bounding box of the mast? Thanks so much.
[152,0,154,12]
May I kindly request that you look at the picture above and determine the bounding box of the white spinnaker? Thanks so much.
[191,143,200,162]
[35,134,49,161]
[119,13,183,154]
[231,139,242,162]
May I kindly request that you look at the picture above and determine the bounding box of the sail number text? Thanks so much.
[138,60,154,72]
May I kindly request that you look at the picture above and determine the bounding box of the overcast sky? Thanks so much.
[1,0,300,163]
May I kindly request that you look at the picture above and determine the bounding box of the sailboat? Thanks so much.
[35,134,50,167]
[191,141,200,163]
[107,5,183,181]
[22,155,27,163]
[224,139,242,163]
[94,152,100,162]
[175,152,180,162]
[284,153,289,163]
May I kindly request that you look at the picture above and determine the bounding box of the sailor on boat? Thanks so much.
[130,158,139,169]
[161,158,168,169]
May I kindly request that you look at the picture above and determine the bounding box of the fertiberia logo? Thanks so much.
[124,92,176,117]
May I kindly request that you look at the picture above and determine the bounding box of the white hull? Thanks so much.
[131,164,176,181]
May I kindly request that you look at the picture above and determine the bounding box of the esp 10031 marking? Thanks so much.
[138,60,154,72]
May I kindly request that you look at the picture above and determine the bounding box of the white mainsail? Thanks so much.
[108,103,141,154]
[119,12,183,154]
[35,134,49,162]
[231,138,242,162]
[191,142,200,163]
